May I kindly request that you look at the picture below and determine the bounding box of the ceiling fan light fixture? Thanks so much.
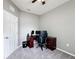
[42,1,45,5]
[42,0,45,2]
[37,0,41,2]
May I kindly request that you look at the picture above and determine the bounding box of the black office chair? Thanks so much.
[35,31,40,41]
[37,31,48,50]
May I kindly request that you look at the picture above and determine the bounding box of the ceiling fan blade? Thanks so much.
[32,0,37,3]
[32,0,46,5]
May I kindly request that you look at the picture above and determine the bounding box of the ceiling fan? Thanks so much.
[32,0,46,5]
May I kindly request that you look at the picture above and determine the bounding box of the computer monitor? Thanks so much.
[36,31,40,35]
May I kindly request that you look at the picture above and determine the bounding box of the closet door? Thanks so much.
[3,10,18,59]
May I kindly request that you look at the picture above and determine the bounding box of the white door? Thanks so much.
[3,10,18,59]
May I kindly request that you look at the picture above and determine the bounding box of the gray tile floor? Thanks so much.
[7,47,75,59]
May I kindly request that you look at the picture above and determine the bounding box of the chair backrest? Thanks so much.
[36,31,40,35]
[36,31,41,41]
[38,31,48,44]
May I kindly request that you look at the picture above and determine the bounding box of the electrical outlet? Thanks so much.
[66,43,70,47]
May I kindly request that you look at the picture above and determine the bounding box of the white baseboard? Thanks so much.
[56,48,75,57]
[6,45,22,59]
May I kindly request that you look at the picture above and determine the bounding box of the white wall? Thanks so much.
[19,12,39,45]
[40,0,75,55]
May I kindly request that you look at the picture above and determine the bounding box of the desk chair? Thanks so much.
[37,31,48,50]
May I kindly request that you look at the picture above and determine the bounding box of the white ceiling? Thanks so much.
[11,0,70,15]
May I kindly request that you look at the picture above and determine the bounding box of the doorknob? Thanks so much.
[4,37,8,39]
